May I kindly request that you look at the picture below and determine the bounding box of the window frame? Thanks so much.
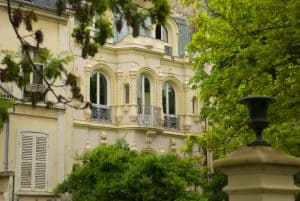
[22,47,45,99]
[90,72,108,106]
[137,74,151,114]
[155,25,168,42]
[162,82,176,115]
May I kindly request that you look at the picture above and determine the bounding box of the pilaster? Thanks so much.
[129,66,138,122]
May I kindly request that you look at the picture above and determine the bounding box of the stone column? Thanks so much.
[214,146,300,201]
[84,63,92,120]
[116,68,123,124]
[158,72,164,124]
[85,62,92,101]
[183,81,191,131]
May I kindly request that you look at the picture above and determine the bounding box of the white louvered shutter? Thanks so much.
[20,134,33,189]
[19,132,48,191]
[34,134,48,190]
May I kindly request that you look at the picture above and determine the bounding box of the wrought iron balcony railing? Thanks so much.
[137,105,161,128]
[163,114,179,130]
[17,0,58,10]
[91,104,111,122]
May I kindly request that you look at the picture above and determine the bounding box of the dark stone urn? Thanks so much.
[239,96,274,146]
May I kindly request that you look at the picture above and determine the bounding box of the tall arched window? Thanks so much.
[163,83,178,130]
[137,74,151,114]
[90,72,107,105]
[90,72,110,121]
[155,25,168,42]
[162,83,175,115]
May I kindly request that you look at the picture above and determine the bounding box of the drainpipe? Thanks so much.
[3,120,9,171]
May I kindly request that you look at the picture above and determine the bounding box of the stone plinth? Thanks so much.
[214,146,300,201]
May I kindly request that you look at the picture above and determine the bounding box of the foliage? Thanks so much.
[54,142,206,201]
[67,0,170,58]
[201,170,228,201]
[0,0,170,126]
[184,0,300,158]
[0,96,13,128]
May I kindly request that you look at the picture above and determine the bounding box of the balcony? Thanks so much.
[17,0,58,10]
[118,35,166,53]
[23,84,46,101]
[163,115,180,130]
[91,105,111,123]
[137,105,161,128]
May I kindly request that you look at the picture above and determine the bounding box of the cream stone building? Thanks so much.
[0,1,202,200]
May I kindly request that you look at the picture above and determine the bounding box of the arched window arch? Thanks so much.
[137,74,151,114]
[90,72,107,105]
[162,83,175,115]
[155,25,168,42]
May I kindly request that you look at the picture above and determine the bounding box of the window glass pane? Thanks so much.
[155,25,161,39]
[90,73,97,104]
[162,83,166,114]
[144,76,150,114]
[168,85,175,114]
[144,77,150,93]
[124,84,129,104]
[32,64,43,85]
[99,73,107,105]
[137,76,142,112]
[162,26,168,42]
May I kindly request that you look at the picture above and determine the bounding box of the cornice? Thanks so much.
[0,1,69,24]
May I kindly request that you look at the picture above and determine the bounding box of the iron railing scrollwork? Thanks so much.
[137,105,161,128]
[91,104,111,122]
[163,115,179,130]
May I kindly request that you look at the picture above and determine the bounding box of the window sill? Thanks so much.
[15,191,53,196]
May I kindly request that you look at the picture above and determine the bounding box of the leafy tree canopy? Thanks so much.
[54,142,207,201]
[184,0,300,158]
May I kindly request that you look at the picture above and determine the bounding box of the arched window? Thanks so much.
[155,25,168,42]
[163,83,178,130]
[137,74,151,114]
[90,72,107,105]
[90,72,111,122]
[124,84,130,104]
[162,83,175,115]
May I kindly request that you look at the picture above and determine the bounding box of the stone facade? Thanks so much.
[0,1,202,200]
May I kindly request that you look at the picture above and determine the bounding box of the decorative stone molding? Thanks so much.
[84,108,91,120]
[145,130,156,147]
[169,138,177,152]
[130,141,138,151]
[122,105,129,113]
[129,105,137,122]
[98,131,108,146]
[116,106,123,124]
[84,139,92,152]
[159,145,165,154]
[184,116,191,131]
